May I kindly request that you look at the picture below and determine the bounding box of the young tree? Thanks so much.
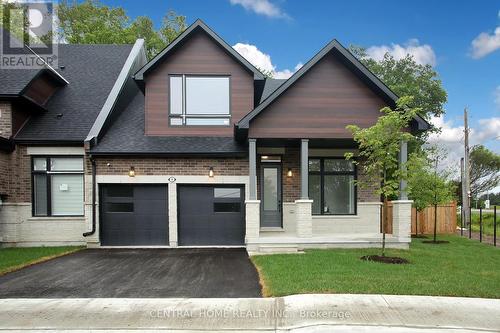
[469,145,500,200]
[346,96,417,257]
[349,46,447,123]
[407,148,456,242]
[57,0,186,59]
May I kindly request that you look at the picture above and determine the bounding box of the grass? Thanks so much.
[0,246,84,275]
[251,235,500,298]
[458,212,498,236]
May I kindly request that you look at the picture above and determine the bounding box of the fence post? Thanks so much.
[479,207,482,243]
[494,206,497,247]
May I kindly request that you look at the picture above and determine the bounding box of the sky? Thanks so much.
[60,1,500,183]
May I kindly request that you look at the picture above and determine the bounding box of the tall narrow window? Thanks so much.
[32,157,84,217]
[308,158,356,215]
[169,75,230,126]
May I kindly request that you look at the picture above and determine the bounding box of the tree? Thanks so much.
[57,0,186,59]
[469,145,500,199]
[349,46,447,122]
[407,148,456,242]
[0,0,49,45]
[346,96,417,257]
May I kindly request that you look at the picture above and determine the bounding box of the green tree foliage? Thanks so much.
[349,46,447,121]
[57,0,186,59]
[0,0,49,45]
[346,96,417,256]
[469,145,500,199]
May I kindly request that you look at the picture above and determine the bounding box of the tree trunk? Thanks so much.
[433,203,438,242]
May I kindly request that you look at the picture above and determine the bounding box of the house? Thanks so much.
[0,20,428,252]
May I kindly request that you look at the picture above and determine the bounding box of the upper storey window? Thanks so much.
[169,75,230,126]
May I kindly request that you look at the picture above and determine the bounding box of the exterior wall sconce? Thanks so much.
[209,167,214,178]
[287,168,293,177]
[128,166,135,177]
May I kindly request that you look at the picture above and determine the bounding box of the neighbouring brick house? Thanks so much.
[0,20,428,252]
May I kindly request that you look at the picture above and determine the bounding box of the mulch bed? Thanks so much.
[421,240,450,244]
[360,255,409,264]
[411,235,428,239]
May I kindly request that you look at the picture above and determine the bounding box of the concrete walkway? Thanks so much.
[0,294,499,332]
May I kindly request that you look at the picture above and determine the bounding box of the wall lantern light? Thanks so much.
[128,166,135,177]
[209,167,214,178]
[287,168,293,177]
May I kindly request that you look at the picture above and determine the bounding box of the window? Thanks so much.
[308,158,356,215]
[32,157,84,217]
[169,75,230,126]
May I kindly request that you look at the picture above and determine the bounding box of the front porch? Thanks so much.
[244,139,412,253]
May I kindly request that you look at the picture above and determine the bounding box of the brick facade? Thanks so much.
[90,156,249,176]
[0,102,12,139]
[0,146,31,203]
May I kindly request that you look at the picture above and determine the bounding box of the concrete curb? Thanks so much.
[0,294,499,332]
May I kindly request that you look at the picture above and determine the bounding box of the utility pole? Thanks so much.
[460,157,465,235]
[463,108,471,228]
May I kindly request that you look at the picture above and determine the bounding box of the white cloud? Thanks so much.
[229,0,289,19]
[366,39,437,66]
[232,42,301,79]
[427,115,500,176]
[470,26,500,59]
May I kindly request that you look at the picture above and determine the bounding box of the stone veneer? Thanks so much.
[0,102,12,138]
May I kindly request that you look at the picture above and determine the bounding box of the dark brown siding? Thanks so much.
[23,74,59,106]
[144,30,254,136]
[248,53,387,139]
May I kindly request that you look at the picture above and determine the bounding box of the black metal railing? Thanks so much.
[458,205,497,246]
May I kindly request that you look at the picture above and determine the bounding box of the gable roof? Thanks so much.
[237,39,430,131]
[14,44,134,143]
[134,19,265,82]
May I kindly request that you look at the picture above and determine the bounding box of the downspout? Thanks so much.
[83,157,97,237]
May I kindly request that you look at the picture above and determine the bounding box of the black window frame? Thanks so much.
[31,155,85,217]
[168,74,232,127]
[308,157,357,216]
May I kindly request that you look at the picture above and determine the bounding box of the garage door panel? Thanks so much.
[178,185,245,246]
[101,185,168,246]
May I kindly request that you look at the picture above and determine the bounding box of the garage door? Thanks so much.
[178,185,245,246]
[100,184,168,246]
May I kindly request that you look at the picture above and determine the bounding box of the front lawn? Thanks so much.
[0,246,84,275]
[251,235,500,298]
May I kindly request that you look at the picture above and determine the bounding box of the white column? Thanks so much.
[168,183,178,247]
[392,200,412,243]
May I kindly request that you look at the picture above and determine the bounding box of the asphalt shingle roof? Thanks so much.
[90,90,246,155]
[14,44,133,142]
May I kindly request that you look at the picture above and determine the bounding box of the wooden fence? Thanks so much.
[384,201,457,235]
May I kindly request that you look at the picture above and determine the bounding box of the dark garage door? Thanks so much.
[100,184,168,246]
[178,185,245,246]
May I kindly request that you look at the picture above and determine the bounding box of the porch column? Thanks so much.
[296,138,313,238]
[399,140,408,200]
[300,139,309,199]
[245,138,260,243]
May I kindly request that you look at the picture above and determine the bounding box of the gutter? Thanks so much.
[83,157,97,237]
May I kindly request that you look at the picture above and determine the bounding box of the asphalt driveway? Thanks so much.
[0,248,262,298]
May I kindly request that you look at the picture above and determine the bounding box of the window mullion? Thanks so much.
[182,74,186,125]
[320,158,325,215]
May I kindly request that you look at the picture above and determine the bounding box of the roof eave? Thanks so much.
[134,19,265,82]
